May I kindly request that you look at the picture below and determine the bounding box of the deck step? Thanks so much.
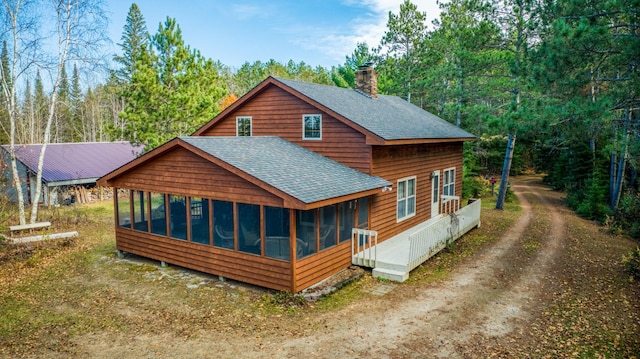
[372,267,409,282]
[373,260,410,273]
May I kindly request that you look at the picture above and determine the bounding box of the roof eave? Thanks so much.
[379,137,476,146]
[292,186,389,210]
[48,178,99,187]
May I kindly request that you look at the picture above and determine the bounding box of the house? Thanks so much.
[1,142,141,206]
[98,64,478,292]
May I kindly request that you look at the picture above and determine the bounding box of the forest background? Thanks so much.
[1,0,638,238]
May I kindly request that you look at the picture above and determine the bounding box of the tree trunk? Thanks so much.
[610,109,630,210]
[29,85,60,223]
[496,133,516,210]
[8,145,26,225]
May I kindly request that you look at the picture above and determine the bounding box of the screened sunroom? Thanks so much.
[99,136,389,291]
[116,190,371,262]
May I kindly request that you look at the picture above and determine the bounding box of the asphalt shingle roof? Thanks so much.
[2,142,141,184]
[274,77,476,141]
[180,136,391,204]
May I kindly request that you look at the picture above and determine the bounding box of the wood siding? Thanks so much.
[116,228,292,291]
[370,143,464,241]
[201,86,373,174]
[294,241,352,292]
[111,147,284,207]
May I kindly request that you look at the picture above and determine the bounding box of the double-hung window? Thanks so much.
[303,114,322,140]
[236,116,252,136]
[443,168,455,196]
[397,176,416,221]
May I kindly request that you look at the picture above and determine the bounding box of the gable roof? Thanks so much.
[100,136,390,209]
[181,136,390,205]
[194,76,476,144]
[2,142,142,186]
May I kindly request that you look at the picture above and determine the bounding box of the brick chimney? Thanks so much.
[355,62,378,99]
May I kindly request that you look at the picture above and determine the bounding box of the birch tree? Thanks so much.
[1,0,107,224]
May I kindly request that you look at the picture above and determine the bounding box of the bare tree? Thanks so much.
[1,0,107,224]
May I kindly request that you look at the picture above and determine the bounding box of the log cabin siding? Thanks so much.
[370,143,464,241]
[110,147,284,207]
[116,228,292,291]
[201,86,372,174]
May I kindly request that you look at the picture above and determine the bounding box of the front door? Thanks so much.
[431,170,440,218]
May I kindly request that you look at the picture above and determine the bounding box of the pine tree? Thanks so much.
[334,42,373,88]
[70,64,84,141]
[380,0,428,103]
[55,63,70,142]
[119,17,226,150]
[114,3,149,83]
[22,79,33,143]
[33,71,47,144]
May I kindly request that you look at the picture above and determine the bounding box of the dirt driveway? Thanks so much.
[255,176,572,358]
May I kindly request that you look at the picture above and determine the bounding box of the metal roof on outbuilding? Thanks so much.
[2,142,142,185]
[180,136,391,204]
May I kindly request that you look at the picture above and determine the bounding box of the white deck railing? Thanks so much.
[407,199,481,272]
[352,228,378,267]
[441,195,460,214]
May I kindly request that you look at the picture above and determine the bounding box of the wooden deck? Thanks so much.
[353,199,482,282]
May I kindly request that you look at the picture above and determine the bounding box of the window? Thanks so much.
[213,200,234,249]
[132,190,148,232]
[397,177,416,221]
[190,197,210,245]
[237,203,260,255]
[169,195,187,240]
[302,114,321,140]
[236,116,252,136]
[150,193,167,236]
[117,189,131,228]
[443,168,455,196]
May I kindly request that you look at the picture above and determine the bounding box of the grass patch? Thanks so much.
[405,197,521,285]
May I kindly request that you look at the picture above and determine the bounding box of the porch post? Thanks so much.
[290,209,297,292]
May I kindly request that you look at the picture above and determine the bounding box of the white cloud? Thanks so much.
[296,0,443,66]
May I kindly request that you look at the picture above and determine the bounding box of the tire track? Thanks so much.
[276,177,566,358]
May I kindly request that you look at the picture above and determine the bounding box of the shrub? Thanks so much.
[622,247,640,280]
[462,176,488,199]
[615,193,640,239]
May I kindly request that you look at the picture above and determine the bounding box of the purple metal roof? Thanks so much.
[2,142,142,184]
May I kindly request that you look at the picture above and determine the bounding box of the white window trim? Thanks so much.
[302,114,322,140]
[397,176,417,222]
[443,167,455,197]
[236,116,252,136]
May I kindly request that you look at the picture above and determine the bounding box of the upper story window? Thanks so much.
[397,176,416,221]
[236,116,252,136]
[303,114,322,140]
[443,167,455,196]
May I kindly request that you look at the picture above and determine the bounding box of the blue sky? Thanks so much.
[106,0,442,69]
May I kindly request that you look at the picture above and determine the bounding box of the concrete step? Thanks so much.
[373,260,410,273]
[372,267,409,282]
